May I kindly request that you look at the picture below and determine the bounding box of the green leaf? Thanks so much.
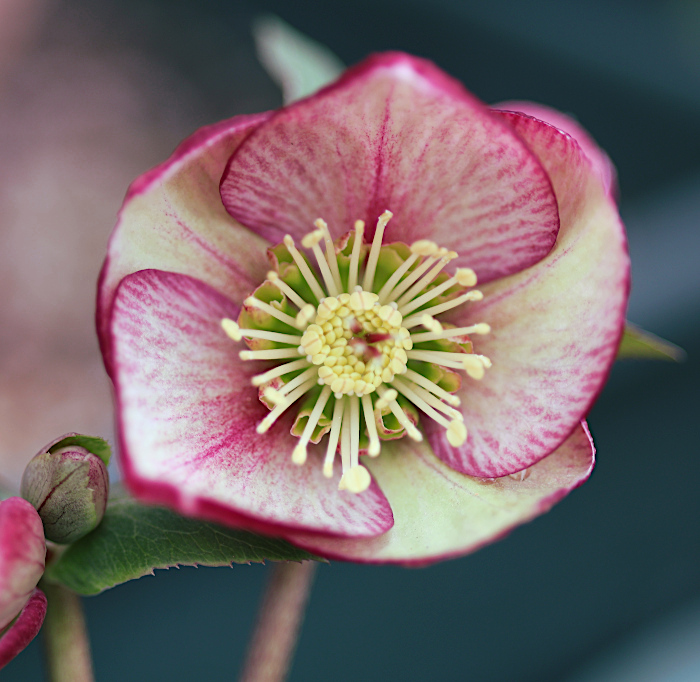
[48,434,111,467]
[617,322,686,362]
[253,15,344,104]
[44,488,320,595]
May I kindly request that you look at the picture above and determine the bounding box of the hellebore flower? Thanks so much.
[97,53,629,564]
[0,497,47,669]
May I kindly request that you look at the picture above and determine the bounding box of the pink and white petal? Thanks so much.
[111,269,393,538]
[284,423,593,564]
[0,498,45,631]
[427,112,629,478]
[221,52,559,284]
[494,101,618,198]
[98,112,273,374]
[0,589,47,670]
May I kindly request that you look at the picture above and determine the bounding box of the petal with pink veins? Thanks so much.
[425,112,629,478]
[110,269,394,538]
[493,101,618,198]
[284,423,594,564]
[0,497,45,631]
[98,112,274,374]
[0,589,47,670]
[221,52,559,284]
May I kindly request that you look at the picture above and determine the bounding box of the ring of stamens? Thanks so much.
[299,290,411,398]
[221,210,492,495]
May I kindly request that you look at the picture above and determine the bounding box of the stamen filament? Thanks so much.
[394,377,462,422]
[292,385,332,465]
[347,220,364,292]
[362,211,393,293]
[376,253,419,303]
[361,393,381,456]
[339,398,352,479]
[256,378,318,433]
[251,358,310,386]
[399,268,476,316]
[391,377,451,429]
[283,235,326,302]
[350,395,360,469]
[376,385,422,441]
[403,368,460,406]
[383,252,441,303]
[323,397,344,478]
[410,323,491,343]
[395,251,455,308]
[276,366,318,396]
[267,271,309,310]
[303,229,339,297]
[221,319,302,345]
[244,297,300,329]
[240,348,303,361]
[402,290,483,328]
[314,219,343,294]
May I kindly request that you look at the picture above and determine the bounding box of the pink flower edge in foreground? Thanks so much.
[0,497,46,668]
[98,52,629,564]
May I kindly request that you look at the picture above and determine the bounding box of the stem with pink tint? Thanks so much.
[239,561,317,682]
[42,582,94,682]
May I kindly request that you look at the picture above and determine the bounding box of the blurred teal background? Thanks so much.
[2,0,699,680]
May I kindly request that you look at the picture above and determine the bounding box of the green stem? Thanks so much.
[41,582,94,682]
[239,561,317,682]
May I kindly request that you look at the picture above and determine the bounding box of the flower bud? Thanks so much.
[21,435,109,544]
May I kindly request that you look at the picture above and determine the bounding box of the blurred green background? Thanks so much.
[2,0,699,680]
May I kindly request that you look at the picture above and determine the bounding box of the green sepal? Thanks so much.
[44,486,320,595]
[47,434,111,467]
[617,322,685,362]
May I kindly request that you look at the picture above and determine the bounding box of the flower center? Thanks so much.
[221,211,491,494]
[300,290,410,397]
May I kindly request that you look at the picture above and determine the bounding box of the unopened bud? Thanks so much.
[21,434,110,544]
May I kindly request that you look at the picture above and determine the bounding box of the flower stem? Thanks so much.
[239,561,317,682]
[41,582,94,682]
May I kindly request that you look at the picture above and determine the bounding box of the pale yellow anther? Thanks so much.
[455,268,477,287]
[221,318,242,341]
[339,465,371,494]
[477,354,492,368]
[292,443,307,465]
[421,314,443,334]
[446,420,468,447]
[295,304,315,327]
[462,356,486,380]
[410,239,439,256]
[349,291,363,310]
[471,323,491,335]
[301,229,325,249]
[375,389,398,410]
[263,387,286,406]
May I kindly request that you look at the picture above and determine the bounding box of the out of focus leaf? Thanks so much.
[617,322,685,361]
[253,15,344,103]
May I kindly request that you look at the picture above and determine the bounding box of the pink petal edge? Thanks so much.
[423,111,630,478]
[0,589,47,670]
[283,422,594,565]
[98,112,273,375]
[493,101,618,199]
[221,52,559,284]
[110,269,394,538]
